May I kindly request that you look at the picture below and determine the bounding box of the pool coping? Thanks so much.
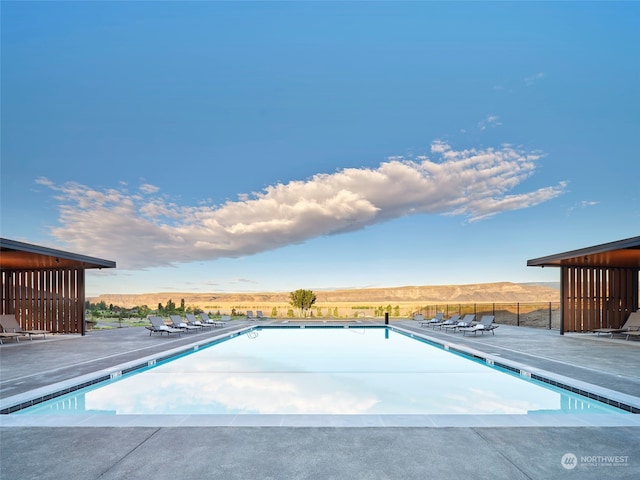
[1,324,639,427]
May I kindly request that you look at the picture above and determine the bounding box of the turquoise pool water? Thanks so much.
[15,327,628,415]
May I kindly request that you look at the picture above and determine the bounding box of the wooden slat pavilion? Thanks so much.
[528,236,640,334]
[0,238,116,335]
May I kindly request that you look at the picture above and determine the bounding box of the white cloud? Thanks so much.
[567,200,600,215]
[525,72,545,86]
[139,183,160,194]
[478,114,502,131]
[42,142,566,269]
[35,176,54,187]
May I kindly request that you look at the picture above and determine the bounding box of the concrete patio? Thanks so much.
[1,320,639,479]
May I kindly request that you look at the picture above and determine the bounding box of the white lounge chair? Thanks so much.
[185,313,212,329]
[419,312,443,326]
[0,314,49,340]
[624,330,640,341]
[431,314,461,329]
[256,310,267,320]
[246,311,255,321]
[199,312,226,327]
[0,332,22,344]
[442,314,476,332]
[147,316,183,337]
[459,315,497,336]
[592,311,640,337]
[169,315,200,332]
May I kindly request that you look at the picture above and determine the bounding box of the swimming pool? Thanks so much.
[12,326,629,416]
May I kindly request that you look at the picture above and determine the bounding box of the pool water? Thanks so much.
[15,327,628,415]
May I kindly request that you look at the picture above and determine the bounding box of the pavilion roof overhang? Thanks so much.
[527,236,640,269]
[0,238,116,271]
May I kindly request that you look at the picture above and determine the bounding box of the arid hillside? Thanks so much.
[90,282,559,311]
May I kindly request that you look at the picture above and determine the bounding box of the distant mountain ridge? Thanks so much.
[89,282,560,308]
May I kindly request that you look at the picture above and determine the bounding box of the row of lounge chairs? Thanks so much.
[246,310,267,320]
[414,313,498,336]
[415,310,640,340]
[592,311,640,340]
[0,314,50,344]
[147,309,271,336]
[146,313,230,337]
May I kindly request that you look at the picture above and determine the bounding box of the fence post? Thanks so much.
[548,302,552,330]
[517,302,520,327]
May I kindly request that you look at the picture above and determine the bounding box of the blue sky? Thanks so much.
[2,2,638,297]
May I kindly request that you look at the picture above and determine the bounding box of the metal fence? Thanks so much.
[415,302,561,330]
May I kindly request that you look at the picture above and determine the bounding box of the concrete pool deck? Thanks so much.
[1,320,639,479]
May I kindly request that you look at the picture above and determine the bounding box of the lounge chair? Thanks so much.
[459,315,497,336]
[246,311,255,321]
[199,312,226,327]
[147,316,183,337]
[185,313,212,329]
[419,312,443,326]
[169,315,200,332]
[592,311,640,337]
[0,332,22,344]
[413,313,425,322]
[256,310,266,320]
[431,314,461,329]
[624,330,640,341]
[442,314,476,332]
[0,314,49,340]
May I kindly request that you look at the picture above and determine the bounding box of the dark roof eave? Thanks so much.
[0,238,116,269]
[527,236,640,268]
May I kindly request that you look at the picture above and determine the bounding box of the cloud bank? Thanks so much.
[38,142,566,269]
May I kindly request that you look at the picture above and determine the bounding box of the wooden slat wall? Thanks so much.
[561,266,639,332]
[595,267,601,329]
[0,268,86,334]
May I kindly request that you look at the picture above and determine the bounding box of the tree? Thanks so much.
[289,289,317,318]
[167,299,176,311]
[271,307,278,318]
[137,305,151,319]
